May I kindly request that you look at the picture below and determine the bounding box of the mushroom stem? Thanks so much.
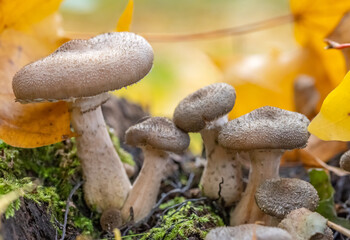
[70,100,131,212]
[200,125,242,206]
[121,147,168,222]
[230,149,281,226]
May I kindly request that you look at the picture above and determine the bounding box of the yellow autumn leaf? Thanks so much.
[291,0,350,88]
[0,0,62,33]
[308,71,350,141]
[116,0,134,32]
[0,3,74,148]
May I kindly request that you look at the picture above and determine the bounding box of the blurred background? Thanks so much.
[59,0,347,153]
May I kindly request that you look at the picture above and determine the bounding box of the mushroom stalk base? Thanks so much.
[230,150,281,226]
[121,148,168,222]
[71,103,131,212]
[200,127,242,206]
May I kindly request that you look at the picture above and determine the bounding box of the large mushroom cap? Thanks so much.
[218,106,310,150]
[173,83,236,132]
[255,178,319,219]
[125,117,190,153]
[13,32,154,102]
[205,224,292,240]
[340,150,350,172]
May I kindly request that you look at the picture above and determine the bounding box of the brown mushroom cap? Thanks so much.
[255,178,319,219]
[340,150,350,171]
[205,224,292,240]
[100,208,122,232]
[218,106,310,150]
[13,32,154,102]
[173,83,236,132]
[125,117,190,153]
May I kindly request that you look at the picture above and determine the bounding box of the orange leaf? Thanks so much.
[116,0,134,32]
[216,48,332,118]
[0,16,74,148]
[291,0,350,87]
[0,0,63,33]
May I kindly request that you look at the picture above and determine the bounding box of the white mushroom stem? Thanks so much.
[121,147,168,222]
[230,149,282,226]
[70,95,131,212]
[199,116,243,206]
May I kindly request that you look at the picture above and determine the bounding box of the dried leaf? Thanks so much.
[116,0,134,32]
[0,10,74,148]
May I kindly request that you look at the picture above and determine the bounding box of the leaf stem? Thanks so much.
[327,220,350,238]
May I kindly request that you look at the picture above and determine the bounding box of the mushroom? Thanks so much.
[255,178,319,220]
[173,83,242,206]
[100,208,122,232]
[278,208,333,240]
[205,224,292,240]
[121,117,190,222]
[218,106,310,226]
[340,150,350,172]
[12,32,154,212]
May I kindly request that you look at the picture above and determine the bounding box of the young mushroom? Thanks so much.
[205,224,292,240]
[218,106,310,226]
[12,32,154,212]
[173,83,242,206]
[340,150,350,172]
[121,117,190,222]
[255,178,319,220]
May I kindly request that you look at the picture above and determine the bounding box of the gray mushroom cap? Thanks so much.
[173,83,236,132]
[13,32,154,103]
[125,117,190,153]
[218,106,310,150]
[340,150,350,171]
[205,225,292,240]
[255,178,319,219]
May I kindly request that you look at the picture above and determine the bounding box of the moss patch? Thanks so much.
[137,200,224,240]
[0,129,133,237]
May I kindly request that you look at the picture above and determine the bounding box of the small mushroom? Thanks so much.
[278,208,333,240]
[340,150,350,172]
[121,117,190,222]
[12,32,154,212]
[255,178,319,220]
[100,208,123,232]
[205,224,292,240]
[173,83,242,206]
[218,106,310,226]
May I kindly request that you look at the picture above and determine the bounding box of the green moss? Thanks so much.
[108,128,135,166]
[0,130,133,236]
[138,200,224,240]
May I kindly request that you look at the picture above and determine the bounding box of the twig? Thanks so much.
[64,14,294,42]
[327,220,350,239]
[325,39,350,50]
[142,14,293,42]
[59,181,83,240]
[122,173,194,235]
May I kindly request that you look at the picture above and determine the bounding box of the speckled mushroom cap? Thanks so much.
[340,150,350,172]
[13,32,154,103]
[218,106,310,150]
[205,225,292,240]
[125,117,190,153]
[255,178,319,219]
[173,83,236,132]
